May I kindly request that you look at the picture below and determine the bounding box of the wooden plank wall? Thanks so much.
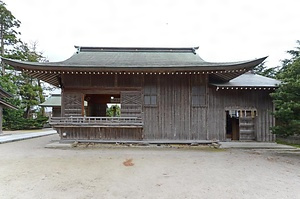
[143,74,207,140]
[159,75,191,140]
[208,88,275,142]
[61,73,276,142]
[56,127,143,140]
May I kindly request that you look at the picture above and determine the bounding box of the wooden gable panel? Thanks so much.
[120,91,142,118]
[62,93,83,117]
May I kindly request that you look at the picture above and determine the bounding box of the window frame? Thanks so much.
[144,84,158,107]
[191,78,207,107]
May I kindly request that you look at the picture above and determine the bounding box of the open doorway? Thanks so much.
[84,94,120,117]
[226,109,257,141]
[226,111,240,140]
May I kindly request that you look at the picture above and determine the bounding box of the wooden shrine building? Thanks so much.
[1,46,280,142]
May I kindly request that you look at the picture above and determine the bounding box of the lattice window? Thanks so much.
[120,91,142,118]
[192,85,206,106]
[191,75,206,107]
[63,93,83,116]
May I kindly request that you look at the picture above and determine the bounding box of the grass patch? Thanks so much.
[276,139,300,148]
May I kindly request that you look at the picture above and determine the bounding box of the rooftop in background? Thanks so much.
[40,94,87,107]
[212,72,281,88]
[40,94,62,107]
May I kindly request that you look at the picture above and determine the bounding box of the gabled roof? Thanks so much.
[1,46,267,87]
[212,72,281,90]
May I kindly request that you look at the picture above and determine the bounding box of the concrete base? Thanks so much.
[219,141,297,149]
[45,140,299,150]
[59,139,218,145]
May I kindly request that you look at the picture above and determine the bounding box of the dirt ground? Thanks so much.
[0,134,299,199]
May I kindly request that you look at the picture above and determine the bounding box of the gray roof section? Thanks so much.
[40,94,87,107]
[1,46,267,86]
[1,47,266,70]
[40,94,62,107]
[212,72,281,88]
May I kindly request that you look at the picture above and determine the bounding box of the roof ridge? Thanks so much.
[74,46,199,53]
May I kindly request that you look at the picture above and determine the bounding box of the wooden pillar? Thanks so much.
[0,106,3,134]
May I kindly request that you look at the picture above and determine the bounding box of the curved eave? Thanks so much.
[1,56,267,86]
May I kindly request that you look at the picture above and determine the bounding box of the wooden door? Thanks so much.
[239,117,255,140]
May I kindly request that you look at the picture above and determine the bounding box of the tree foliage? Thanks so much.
[0,2,48,130]
[271,40,300,137]
[106,105,121,117]
[0,0,21,56]
[253,62,278,78]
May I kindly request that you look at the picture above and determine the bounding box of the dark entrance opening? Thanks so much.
[226,111,240,140]
[85,94,120,117]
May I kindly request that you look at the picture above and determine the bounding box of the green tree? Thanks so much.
[253,62,278,78]
[0,42,49,129]
[0,0,21,56]
[106,105,121,117]
[13,42,47,118]
[271,40,300,137]
[0,2,48,129]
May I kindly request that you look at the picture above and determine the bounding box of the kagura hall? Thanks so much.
[2,46,280,142]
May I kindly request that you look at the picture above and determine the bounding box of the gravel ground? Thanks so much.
[0,134,299,199]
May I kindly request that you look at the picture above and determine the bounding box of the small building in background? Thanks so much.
[0,87,17,134]
[40,94,62,117]
[40,93,88,117]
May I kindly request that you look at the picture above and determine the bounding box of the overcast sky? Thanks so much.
[6,0,300,67]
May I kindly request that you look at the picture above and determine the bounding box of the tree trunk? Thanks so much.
[24,106,31,119]
[1,22,5,75]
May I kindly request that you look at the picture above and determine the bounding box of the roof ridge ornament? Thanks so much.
[192,46,199,55]
[75,46,81,54]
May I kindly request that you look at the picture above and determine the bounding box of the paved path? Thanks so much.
[0,129,57,144]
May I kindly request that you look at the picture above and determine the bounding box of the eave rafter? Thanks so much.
[23,69,61,87]
[215,86,276,91]
[19,67,251,88]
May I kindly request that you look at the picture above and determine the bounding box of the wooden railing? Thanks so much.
[50,117,143,127]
